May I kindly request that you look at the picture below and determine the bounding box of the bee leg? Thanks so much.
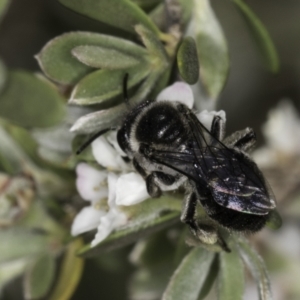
[210,116,226,141]
[152,171,176,186]
[146,175,162,198]
[181,192,198,232]
[182,192,231,252]
[133,158,147,177]
[181,193,217,243]
[223,127,256,152]
[133,158,162,197]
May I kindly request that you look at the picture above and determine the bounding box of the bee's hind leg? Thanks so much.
[223,127,256,152]
[181,191,230,252]
[210,116,226,141]
[133,158,179,198]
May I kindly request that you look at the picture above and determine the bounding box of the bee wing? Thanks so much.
[144,148,201,181]
[184,111,276,214]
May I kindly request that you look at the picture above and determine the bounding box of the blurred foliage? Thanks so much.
[0,0,297,299]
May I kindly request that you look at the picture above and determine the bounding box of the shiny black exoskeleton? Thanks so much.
[117,99,276,246]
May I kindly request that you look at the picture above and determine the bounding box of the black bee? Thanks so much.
[117,97,275,233]
[77,77,276,249]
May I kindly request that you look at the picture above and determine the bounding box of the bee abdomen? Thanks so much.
[199,192,270,232]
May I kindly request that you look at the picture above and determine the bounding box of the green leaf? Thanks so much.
[193,0,229,99]
[24,253,56,300]
[198,256,218,300]
[0,124,25,173]
[59,0,160,35]
[135,24,169,68]
[70,69,164,134]
[0,228,50,263]
[37,32,148,85]
[78,194,182,257]
[130,0,162,11]
[218,247,244,300]
[70,63,151,106]
[0,122,43,174]
[177,37,199,84]
[0,71,65,128]
[162,248,215,300]
[0,258,30,289]
[79,212,180,257]
[236,236,272,300]
[72,45,145,69]
[49,239,84,300]
[232,0,279,72]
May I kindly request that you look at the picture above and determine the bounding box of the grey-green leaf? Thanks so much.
[70,63,151,106]
[0,124,30,173]
[135,24,169,68]
[193,0,229,99]
[0,71,65,128]
[70,69,163,134]
[0,258,30,290]
[177,37,199,84]
[218,248,244,300]
[72,45,144,69]
[59,0,160,35]
[162,248,215,300]
[0,228,50,264]
[37,32,148,85]
[236,236,272,300]
[24,254,56,300]
[232,0,279,73]
[79,212,180,257]
[198,256,218,300]
[131,0,162,10]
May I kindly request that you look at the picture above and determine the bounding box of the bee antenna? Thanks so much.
[123,73,130,106]
[76,128,111,155]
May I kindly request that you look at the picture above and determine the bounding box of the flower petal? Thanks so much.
[115,172,149,206]
[92,136,129,171]
[91,207,127,247]
[156,82,194,108]
[76,163,108,202]
[107,172,118,206]
[196,110,226,130]
[71,206,105,236]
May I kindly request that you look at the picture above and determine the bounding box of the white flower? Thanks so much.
[71,163,149,245]
[196,110,226,130]
[71,82,226,246]
[156,81,194,108]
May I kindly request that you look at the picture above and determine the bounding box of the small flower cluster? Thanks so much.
[71,82,225,247]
